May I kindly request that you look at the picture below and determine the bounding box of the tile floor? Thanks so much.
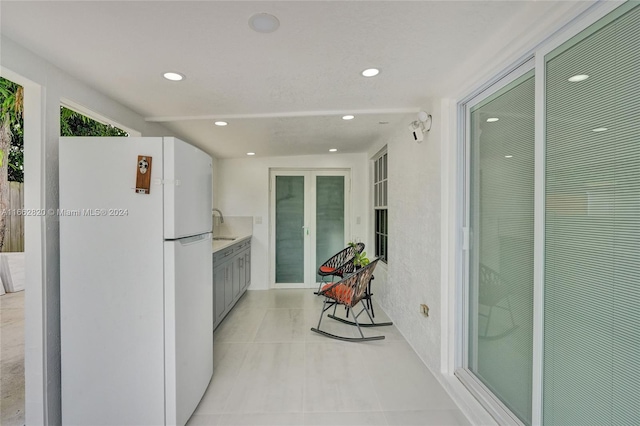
[188,289,470,426]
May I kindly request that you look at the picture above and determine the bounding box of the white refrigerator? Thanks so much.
[59,137,213,426]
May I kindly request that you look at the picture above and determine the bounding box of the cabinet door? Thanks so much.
[240,255,247,294]
[213,263,226,326]
[239,253,246,292]
[224,262,234,309]
[244,251,251,291]
[232,255,242,299]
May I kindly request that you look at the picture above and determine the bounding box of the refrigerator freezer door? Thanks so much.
[164,233,214,426]
[60,137,166,425]
[164,137,213,239]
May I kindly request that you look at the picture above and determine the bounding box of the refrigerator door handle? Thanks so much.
[177,233,211,246]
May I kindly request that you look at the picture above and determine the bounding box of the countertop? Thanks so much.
[212,234,252,253]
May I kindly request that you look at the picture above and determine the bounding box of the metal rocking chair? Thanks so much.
[311,259,389,342]
[328,270,393,328]
[315,242,365,294]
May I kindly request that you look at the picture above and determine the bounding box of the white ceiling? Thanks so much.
[0,1,584,158]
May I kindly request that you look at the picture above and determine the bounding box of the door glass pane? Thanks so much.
[544,5,640,425]
[468,72,535,424]
[275,176,305,283]
[315,176,345,281]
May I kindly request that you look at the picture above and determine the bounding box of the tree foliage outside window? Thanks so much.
[0,77,24,183]
[0,77,25,252]
[60,106,128,138]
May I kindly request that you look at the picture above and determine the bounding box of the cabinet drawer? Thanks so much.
[213,247,234,264]
[234,240,251,253]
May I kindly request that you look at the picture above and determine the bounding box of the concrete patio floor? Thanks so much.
[0,290,25,426]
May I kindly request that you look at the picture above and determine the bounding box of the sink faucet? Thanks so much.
[212,208,224,223]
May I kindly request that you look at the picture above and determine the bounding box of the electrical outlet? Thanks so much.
[420,304,429,317]
[255,216,262,224]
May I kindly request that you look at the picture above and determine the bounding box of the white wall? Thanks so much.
[365,101,443,368]
[0,35,182,425]
[217,153,369,290]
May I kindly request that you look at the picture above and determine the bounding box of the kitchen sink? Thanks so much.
[213,236,237,241]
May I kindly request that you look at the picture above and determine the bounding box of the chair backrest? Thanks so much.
[320,242,365,271]
[322,258,379,307]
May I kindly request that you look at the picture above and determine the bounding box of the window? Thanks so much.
[373,149,387,262]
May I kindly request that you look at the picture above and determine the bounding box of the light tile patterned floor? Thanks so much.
[188,289,470,426]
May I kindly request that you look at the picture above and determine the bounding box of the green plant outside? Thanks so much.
[349,241,370,268]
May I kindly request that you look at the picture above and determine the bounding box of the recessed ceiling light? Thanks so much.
[361,68,380,77]
[486,118,499,122]
[247,152,256,156]
[342,115,355,120]
[249,13,280,33]
[329,148,338,152]
[214,121,228,126]
[568,74,589,82]
[505,155,513,159]
[163,72,184,81]
[592,127,608,132]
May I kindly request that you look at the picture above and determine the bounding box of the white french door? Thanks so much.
[270,169,350,289]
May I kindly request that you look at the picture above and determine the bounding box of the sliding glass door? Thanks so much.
[467,68,535,425]
[543,4,640,424]
[459,3,640,425]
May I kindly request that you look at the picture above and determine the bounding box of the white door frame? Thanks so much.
[0,67,48,424]
[269,168,351,289]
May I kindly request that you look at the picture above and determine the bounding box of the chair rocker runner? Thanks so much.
[315,242,365,294]
[311,259,389,342]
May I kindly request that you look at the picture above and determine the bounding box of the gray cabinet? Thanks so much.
[223,262,234,309]
[213,239,251,330]
[232,255,242,299]
[213,263,226,324]
[243,251,251,291]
